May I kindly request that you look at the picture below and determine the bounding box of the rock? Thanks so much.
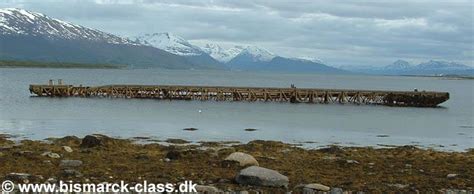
[46,178,57,183]
[13,150,35,157]
[135,154,149,160]
[330,187,344,194]
[304,183,330,191]
[165,150,182,160]
[446,174,458,179]
[60,160,83,168]
[183,128,198,131]
[80,135,103,148]
[62,146,73,153]
[244,128,258,132]
[164,158,171,162]
[6,173,31,182]
[0,145,14,151]
[165,139,190,144]
[195,185,220,193]
[224,152,259,167]
[346,160,359,164]
[217,178,230,183]
[405,164,412,168]
[387,183,409,189]
[318,146,343,154]
[42,152,60,159]
[62,169,82,177]
[235,166,289,188]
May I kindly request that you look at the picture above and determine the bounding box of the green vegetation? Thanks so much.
[0,60,127,69]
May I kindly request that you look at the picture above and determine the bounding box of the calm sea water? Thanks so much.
[0,68,473,151]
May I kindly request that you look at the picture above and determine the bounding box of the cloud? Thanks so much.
[1,0,472,66]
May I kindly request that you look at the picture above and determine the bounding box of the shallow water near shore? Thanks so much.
[0,68,473,151]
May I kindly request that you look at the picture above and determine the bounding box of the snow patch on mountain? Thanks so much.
[0,8,137,45]
[134,32,203,56]
[417,60,471,70]
[293,56,324,64]
[238,46,275,62]
[201,43,244,63]
[384,60,413,70]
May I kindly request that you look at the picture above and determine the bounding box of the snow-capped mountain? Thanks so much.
[224,45,346,73]
[134,33,203,56]
[237,46,276,62]
[133,32,223,68]
[295,56,324,64]
[417,60,471,70]
[341,60,473,75]
[201,44,244,63]
[0,8,136,45]
[0,8,226,69]
[384,60,413,70]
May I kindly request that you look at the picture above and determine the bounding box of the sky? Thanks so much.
[1,0,473,67]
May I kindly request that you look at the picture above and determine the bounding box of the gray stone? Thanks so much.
[13,150,34,157]
[60,160,83,168]
[62,169,82,177]
[346,160,359,164]
[387,183,409,189]
[6,173,31,182]
[48,152,60,159]
[46,178,57,183]
[80,135,103,148]
[195,185,220,193]
[164,158,171,162]
[166,150,182,160]
[62,146,73,153]
[447,174,458,179]
[330,188,344,194]
[41,152,61,159]
[304,183,330,191]
[235,166,289,188]
[225,152,259,167]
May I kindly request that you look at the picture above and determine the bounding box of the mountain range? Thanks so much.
[0,8,471,75]
[341,60,473,75]
[0,8,347,73]
[133,32,346,73]
[0,8,220,69]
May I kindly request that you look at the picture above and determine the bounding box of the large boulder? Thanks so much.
[235,166,289,187]
[80,135,103,148]
[224,152,259,167]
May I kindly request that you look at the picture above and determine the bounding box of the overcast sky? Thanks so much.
[1,0,473,67]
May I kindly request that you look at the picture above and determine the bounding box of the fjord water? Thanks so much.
[0,68,472,151]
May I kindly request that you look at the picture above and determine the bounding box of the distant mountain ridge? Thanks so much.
[133,32,346,73]
[201,44,244,63]
[0,8,222,69]
[133,32,222,68]
[341,60,473,75]
[1,8,350,73]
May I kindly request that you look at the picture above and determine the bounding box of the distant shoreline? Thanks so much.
[0,60,126,69]
[399,74,474,80]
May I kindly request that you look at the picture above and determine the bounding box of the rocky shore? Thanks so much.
[0,134,473,193]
